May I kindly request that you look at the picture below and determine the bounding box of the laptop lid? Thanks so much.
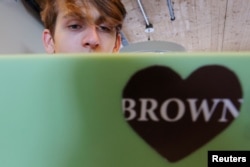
[0,52,249,167]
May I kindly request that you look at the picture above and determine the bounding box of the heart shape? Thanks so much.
[122,65,243,162]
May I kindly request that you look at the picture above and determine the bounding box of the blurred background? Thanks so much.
[1,0,250,53]
[0,0,44,54]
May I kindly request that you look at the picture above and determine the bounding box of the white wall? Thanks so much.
[0,0,45,54]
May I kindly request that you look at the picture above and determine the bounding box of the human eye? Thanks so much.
[98,24,115,33]
[66,19,85,31]
[68,24,82,30]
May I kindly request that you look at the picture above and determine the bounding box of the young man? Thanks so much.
[40,0,127,53]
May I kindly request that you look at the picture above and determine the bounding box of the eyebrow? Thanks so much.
[95,16,109,25]
[62,11,113,27]
[62,12,86,20]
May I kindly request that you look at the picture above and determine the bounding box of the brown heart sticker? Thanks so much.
[122,65,243,162]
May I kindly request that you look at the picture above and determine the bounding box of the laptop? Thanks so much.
[0,52,249,167]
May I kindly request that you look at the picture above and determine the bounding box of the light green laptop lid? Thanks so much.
[0,52,249,167]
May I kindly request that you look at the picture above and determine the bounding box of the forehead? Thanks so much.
[57,0,93,17]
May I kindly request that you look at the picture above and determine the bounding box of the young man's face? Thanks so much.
[42,3,121,54]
